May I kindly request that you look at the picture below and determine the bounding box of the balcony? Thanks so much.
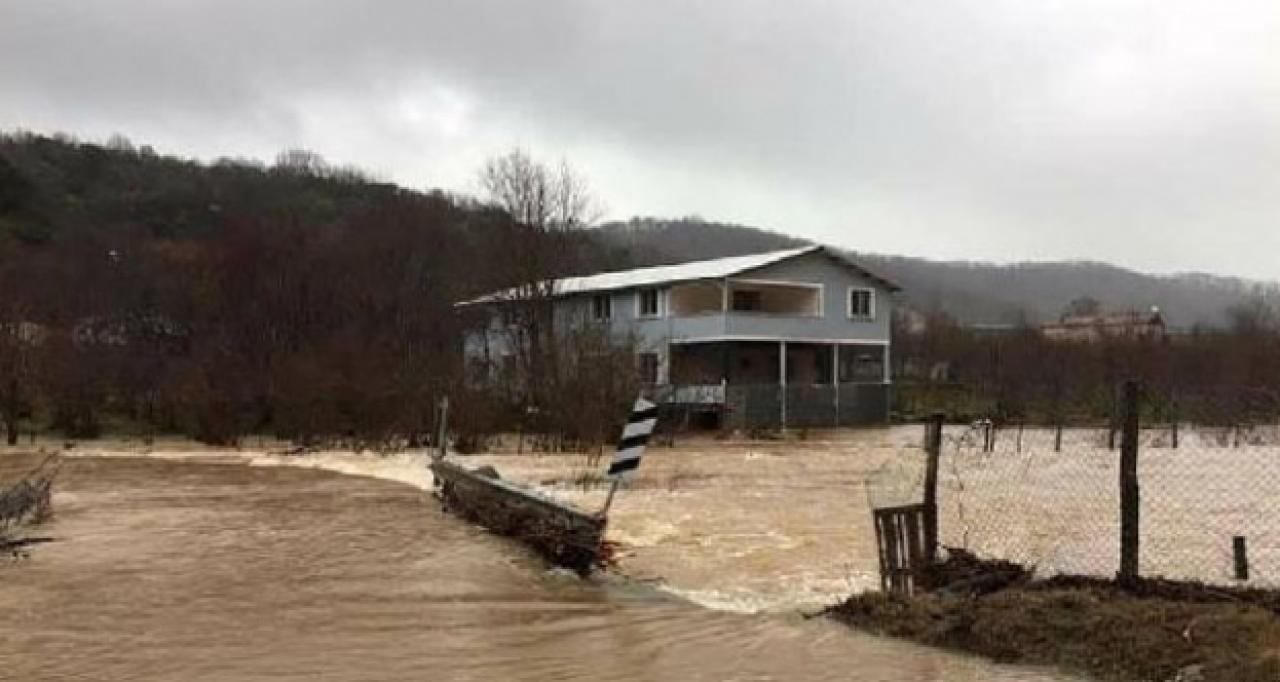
[668,279,822,318]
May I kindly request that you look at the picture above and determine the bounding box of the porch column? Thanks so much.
[779,340,788,429]
[832,343,840,426]
[720,342,730,384]
[883,343,891,383]
[721,278,731,338]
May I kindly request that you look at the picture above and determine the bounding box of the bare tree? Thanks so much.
[478,149,599,231]
[476,149,601,411]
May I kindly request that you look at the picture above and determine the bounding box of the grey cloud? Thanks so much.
[2,0,1277,278]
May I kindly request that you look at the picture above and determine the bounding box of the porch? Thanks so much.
[658,340,890,428]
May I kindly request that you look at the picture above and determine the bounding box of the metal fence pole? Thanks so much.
[1119,379,1141,582]
[923,412,944,565]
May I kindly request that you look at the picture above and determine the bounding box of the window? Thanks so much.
[638,288,662,318]
[637,352,660,385]
[592,294,612,321]
[732,290,762,312]
[847,287,875,320]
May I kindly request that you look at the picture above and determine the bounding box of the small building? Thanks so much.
[1040,307,1166,343]
[460,245,900,428]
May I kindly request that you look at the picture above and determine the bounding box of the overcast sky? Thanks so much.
[3,1,1278,279]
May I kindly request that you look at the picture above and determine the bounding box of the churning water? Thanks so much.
[0,457,1072,681]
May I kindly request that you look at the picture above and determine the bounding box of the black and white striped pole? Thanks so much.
[599,396,658,517]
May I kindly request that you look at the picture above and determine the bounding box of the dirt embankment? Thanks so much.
[826,550,1280,681]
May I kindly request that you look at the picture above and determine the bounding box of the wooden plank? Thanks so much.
[874,511,891,593]
[902,510,921,594]
[883,513,903,594]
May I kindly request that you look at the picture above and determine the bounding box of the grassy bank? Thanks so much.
[826,553,1280,681]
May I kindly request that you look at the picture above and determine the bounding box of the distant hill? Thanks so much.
[2,130,1267,331]
[591,218,1274,329]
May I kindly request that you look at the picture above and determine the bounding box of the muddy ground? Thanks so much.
[826,550,1280,681]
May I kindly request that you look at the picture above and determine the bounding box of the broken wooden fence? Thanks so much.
[873,502,930,596]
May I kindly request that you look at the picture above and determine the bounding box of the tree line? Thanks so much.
[3,131,1278,449]
[0,132,638,449]
[892,302,1280,426]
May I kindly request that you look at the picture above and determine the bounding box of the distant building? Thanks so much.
[1040,307,1166,343]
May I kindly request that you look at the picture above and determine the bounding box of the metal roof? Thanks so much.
[459,244,900,305]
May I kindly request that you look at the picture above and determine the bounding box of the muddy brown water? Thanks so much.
[0,457,1074,681]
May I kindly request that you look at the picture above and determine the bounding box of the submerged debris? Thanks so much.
[917,546,1031,596]
[0,455,60,560]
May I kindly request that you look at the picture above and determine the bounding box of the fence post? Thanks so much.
[923,412,944,565]
[1233,536,1249,581]
[1118,379,1141,583]
[1108,385,1118,451]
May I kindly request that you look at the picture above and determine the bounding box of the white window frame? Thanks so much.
[635,287,665,319]
[591,293,612,321]
[847,286,876,320]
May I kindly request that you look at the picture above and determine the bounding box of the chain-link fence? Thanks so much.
[931,384,1280,587]
[937,421,1120,577]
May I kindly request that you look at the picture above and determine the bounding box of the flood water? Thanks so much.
[0,457,1073,681]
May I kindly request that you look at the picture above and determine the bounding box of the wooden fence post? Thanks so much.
[923,412,944,565]
[1108,388,1118,451]
[1234,536,1249,581]
[1119,380,1141,582]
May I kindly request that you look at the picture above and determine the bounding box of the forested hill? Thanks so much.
[592,218,1273,328]
[0,131,1265,334]
[0,131,1269,444]
[0,132,599,443]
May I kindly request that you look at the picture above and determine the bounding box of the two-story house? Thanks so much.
[461,245,900,428]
